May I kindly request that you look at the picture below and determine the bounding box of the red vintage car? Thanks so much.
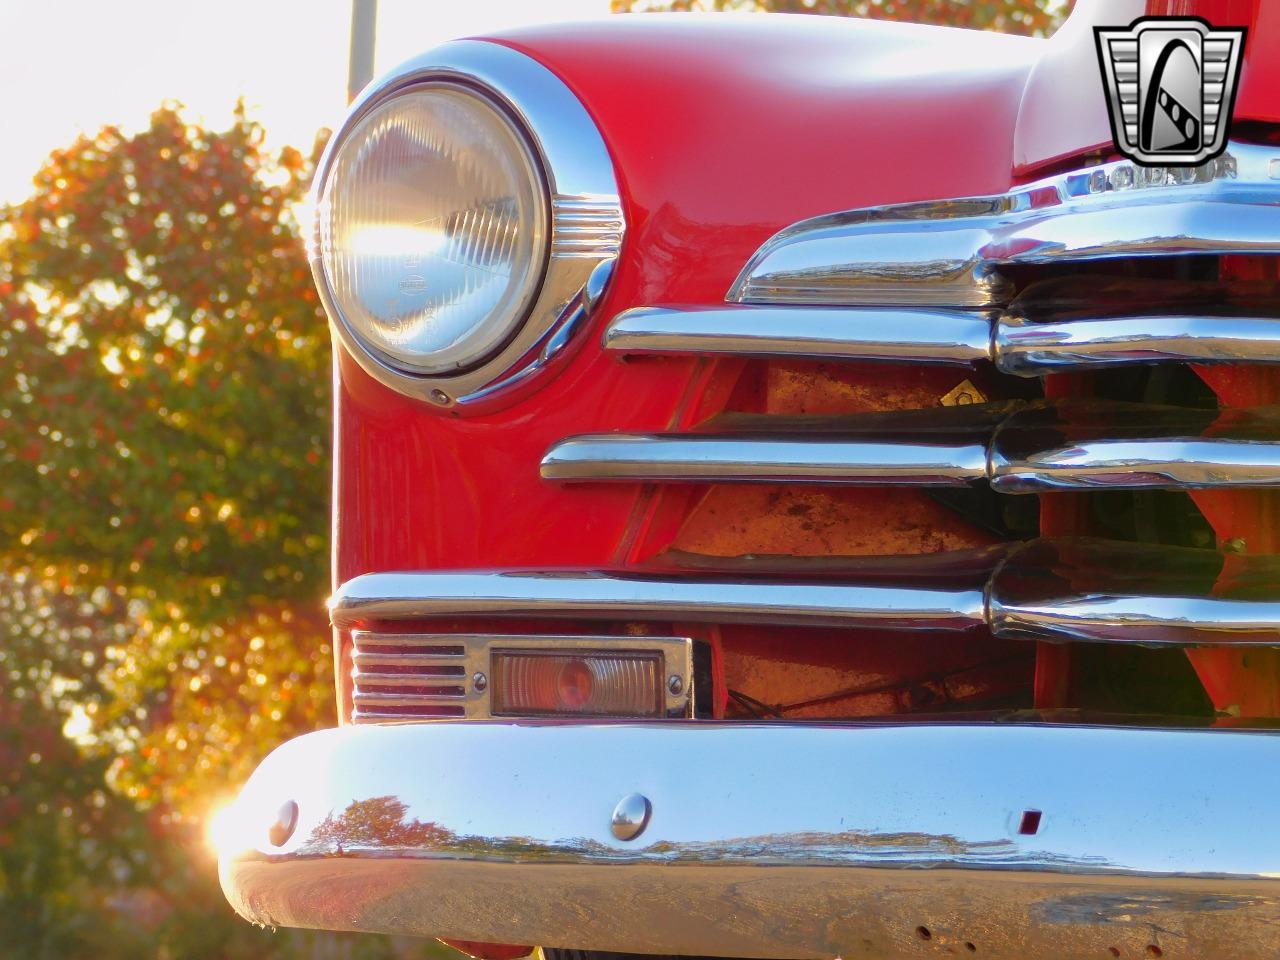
[219,1,1280,957]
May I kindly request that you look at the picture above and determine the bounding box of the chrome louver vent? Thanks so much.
[351,632,470,721]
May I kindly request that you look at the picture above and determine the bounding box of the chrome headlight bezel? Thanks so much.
[310,40,624,412]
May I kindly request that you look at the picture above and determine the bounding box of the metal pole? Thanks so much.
[347,0,378,103]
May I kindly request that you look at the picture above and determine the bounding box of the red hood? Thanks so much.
[491,14,1041,311]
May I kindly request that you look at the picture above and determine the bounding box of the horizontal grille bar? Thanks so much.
[335,577,988,633]
[354,705,467,720]
[605,305,993,365]
[542,401,1280,493]
[543,434,989,486]
[604,305,1280,374]
[331,539,1280,648]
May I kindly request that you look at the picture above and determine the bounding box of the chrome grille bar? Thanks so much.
[605,305,994,365]
[541,434,989,486]
[603,305,1280,375]
[987,539,1280,647]
[334,574,989,632]
[542,402,1280,493]
[332,539,1280,648]
[994,311,1280,375]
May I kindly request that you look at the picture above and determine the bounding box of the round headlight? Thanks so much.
[318,82,548,376]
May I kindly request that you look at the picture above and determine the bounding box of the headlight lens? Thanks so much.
[318,83,548,376]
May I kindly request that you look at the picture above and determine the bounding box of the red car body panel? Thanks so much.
[335,15,1041,590]
[334,5,1280,730]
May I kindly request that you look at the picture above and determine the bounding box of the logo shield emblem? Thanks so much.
[1095,17,1246,166]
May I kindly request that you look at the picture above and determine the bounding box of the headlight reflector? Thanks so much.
[318,83,548,376]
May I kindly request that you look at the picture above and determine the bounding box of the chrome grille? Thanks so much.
[336,147,1280,722]
[545,142,1280,496]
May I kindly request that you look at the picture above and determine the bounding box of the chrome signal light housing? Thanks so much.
[349,632,694,723]
[310,40,623,412]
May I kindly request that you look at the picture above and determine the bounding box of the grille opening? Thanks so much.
[998,252,1222,294]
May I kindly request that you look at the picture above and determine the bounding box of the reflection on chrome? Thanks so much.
[604,305,995,364]
[309,40,624,409]
[542,401,1280,493]
[331,537,1280,649]
[988,538,1280,646]
[605,304,1280,374]
[220,721,1280,958]
[331,567,989,633]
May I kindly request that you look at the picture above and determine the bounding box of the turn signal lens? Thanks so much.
[491,651,663,718]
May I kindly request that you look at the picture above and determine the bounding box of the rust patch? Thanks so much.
[671,485,995,558]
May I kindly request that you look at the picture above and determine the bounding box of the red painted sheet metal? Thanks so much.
[335,14,1038,585]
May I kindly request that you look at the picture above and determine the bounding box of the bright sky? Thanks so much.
[0,0,611,205]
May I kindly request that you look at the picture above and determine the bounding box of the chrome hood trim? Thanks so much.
[221,721,1280,958]
[729,143,1278,309]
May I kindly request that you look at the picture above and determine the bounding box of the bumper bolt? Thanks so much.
[268,799,299,847]
[473,671,488,692]
[667,675,683,696]
[610,792,651,842]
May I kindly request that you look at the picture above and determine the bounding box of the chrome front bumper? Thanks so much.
[220,721,1280,958]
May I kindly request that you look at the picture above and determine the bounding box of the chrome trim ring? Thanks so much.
[310,39,623,411]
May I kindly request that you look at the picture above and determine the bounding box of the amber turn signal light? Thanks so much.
[490,651,664,718]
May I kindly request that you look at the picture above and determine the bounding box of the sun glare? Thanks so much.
[206,800,253,856]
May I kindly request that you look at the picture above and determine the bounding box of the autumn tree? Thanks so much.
[0,103,336,815]
[0,105,370,957]
[0,102,461,959]
[611,0,1070,37]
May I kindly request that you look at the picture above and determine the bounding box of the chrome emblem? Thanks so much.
[1095,17,1246,166]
